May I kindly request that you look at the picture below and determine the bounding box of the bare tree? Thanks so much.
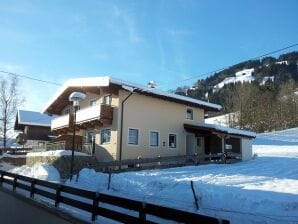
[0,76,24,153]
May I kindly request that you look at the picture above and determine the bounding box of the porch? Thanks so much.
[184,122,256,162]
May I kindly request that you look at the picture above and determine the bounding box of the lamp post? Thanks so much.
[69,92,86,180]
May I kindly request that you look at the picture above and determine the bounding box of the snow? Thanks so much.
[42,76,222,113]
[260,76,275,85]
[205,112,239,127]
[26,150,90,157]
[186,121,256,138]
[65,128,297,224]
[213,69,255,92]
[9,163,60,181]
[17,109,54,127]
[3,128,298,223]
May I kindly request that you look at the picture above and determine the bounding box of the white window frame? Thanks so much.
[149,130,160,148]
[168,133,178,149]
[103,94,112,105]
[186,108,194,120]
[128,128,139,146]
[100,128,111,145]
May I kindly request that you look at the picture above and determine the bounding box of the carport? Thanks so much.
[184,122,256,161]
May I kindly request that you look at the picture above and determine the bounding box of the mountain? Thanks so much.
[175,51,298,132]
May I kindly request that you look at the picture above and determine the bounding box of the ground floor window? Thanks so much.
[128,128,139,145]
[169,133,177,148]
[149,131,159,147]
[101,129,111,144]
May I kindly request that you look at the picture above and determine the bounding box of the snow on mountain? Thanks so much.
[205,112,239,127]
[260,76,275,85]
[213,68,255,92]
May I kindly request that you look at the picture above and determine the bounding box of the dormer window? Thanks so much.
[186,108,193,120]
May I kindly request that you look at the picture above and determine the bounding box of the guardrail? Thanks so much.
[0,170,229,224]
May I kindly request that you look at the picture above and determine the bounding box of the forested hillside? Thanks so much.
[176,51,298,132]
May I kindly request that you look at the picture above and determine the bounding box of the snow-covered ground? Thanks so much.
[1,129,298,223]
[26,150,91,157]
[9,163,60,181]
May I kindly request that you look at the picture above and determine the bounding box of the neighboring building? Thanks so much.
[14,110,54,148]
[42,76,255,162]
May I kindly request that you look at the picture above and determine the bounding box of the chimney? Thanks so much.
[147,80,157,88]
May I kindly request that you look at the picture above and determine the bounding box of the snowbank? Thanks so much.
[9,163,60,182]
[27,150,90,157]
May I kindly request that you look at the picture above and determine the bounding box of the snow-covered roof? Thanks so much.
[184,122,256,138]
[16,110,54,128]
[42,76,222,113]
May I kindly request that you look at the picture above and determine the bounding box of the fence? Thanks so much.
[0,170,229,224]
[92,153,241,173]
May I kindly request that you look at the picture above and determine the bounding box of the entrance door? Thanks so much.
[186,134,195,155]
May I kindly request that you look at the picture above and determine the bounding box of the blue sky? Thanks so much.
[0,0,298,111]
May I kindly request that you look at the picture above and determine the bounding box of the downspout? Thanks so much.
[119,91,134,161]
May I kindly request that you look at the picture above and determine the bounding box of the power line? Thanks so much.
[0,70,62,86]
[161,43,298,87]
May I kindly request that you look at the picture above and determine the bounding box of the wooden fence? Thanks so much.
[92,153,241,173]
[0,170,229,224]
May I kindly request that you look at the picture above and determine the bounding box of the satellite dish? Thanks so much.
[16,133,27,145]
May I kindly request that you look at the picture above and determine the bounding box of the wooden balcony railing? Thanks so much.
[51,104,113,131]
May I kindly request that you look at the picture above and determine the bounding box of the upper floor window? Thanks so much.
[186,108,193,120]
[128,128,139,145]
[90,99,97,106]
[103,95,111,105]
[149,131,159,147]
[101,129,111,144]
[169,134,177,148]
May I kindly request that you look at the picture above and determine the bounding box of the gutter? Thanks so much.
[119,90,134,161]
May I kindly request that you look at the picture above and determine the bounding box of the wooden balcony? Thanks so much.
[51,104,113,133]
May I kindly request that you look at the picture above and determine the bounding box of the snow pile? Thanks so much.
[66,168,108,192]
[9,163,60,182]
[27,150,90,157]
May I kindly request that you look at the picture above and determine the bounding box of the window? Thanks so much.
[128,128,139,145]
[85,131,96,144]
[169,134,177,148]
[101,129,111,144]
[90,99,97,106]
[103,95,111,105]
[186,108,193,120]
[149,131,159,147]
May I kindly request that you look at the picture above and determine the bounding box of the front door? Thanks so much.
[186,134,204,156]
[186,134,195,155]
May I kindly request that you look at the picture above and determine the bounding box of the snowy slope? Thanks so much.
[213,68,255,91]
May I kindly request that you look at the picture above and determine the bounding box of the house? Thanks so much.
[42,76,255,162]
[14,110,54,148]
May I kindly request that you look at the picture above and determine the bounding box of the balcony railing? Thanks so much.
[76,105,101,124]
[51,104,113,131]
[51,114,71,130]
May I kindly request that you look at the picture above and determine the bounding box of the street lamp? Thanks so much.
[69,92,86,180]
